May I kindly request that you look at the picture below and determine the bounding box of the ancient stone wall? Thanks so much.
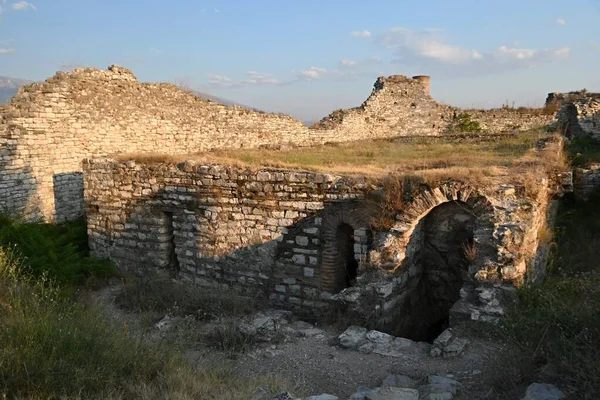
[84,159,555,321]
[555,93,600,139]
[1,65,554,221]
[573,163,600,201]
[311,75,552,138]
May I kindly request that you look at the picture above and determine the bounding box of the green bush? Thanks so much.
[0,215,115,285]
[452,113,482,133]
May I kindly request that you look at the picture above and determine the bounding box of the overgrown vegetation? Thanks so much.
[496,192,600,399]
[452,112,482,132]
[119,130,556,180]
[0,215,115,285]
[566,135,600,167]
[363,175,423,230]
[0,217,292,399]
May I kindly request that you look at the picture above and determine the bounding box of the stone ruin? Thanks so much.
[1,64,555,223]
[0,64,583,343]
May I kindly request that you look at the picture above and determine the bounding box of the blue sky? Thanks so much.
[1,0,600,121]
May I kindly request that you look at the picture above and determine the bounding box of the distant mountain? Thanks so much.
[0,76,34,103]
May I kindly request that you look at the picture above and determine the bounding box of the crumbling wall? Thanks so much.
[84,158,372,308]
[555,94,600,139]
[312,75,552,138]
[85,159,555,320]
[1,65,554,221]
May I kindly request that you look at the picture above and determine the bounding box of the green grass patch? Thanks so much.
[0,215,115,286]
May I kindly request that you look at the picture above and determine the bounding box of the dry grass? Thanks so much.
[116,131,562,188]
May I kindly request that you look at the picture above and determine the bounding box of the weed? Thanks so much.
[204,319,257,353]
[452,113,482,133]
[462,241,478,263]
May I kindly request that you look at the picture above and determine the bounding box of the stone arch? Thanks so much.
[373,182,496,271]
[395,200,477,341]
[377,183,498,342]
[320,204,371,294]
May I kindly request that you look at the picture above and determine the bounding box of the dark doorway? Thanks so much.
[163,211,180,275]
[336,223,359,289]
[391,201,476,343]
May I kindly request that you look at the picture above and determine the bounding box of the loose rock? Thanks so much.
[522,383,566,400]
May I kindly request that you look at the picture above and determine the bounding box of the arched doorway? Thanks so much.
[393,200,476,342]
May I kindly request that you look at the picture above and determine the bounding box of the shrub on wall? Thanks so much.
[452,113,483,133]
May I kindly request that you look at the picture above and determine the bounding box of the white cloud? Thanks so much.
[351,30,372,38]
[241,71,281,85]
[0,48,15,54]
[208,71,285,88]
[377,27,570,77]
[341,58,357,67]
[208,74,233,86]
[213,8,220,13]
[298,66,327,80]
[556,18,567,26]
[11,1,36,11]
[149,48,160,53]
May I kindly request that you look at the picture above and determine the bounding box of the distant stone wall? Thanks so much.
[1,65,554,221]
[311,75,552,139]
[555,93,600,139]
[84,159,555,320]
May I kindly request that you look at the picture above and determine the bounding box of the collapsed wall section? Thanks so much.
[312,75,554,138]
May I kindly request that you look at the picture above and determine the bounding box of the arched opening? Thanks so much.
[392,201,476,342]
[336,223,359,289]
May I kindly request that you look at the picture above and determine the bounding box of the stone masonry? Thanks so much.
[1,65,554,222]
[84,157,558,331]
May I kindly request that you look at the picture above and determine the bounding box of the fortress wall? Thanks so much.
[1,65,554,221]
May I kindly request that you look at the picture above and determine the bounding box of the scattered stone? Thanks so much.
[381,375,417,389]
[338,326,368,348]
[430,329,468,358]
[349,387,373,399]
[442,338,468,358]
[364,387,419,400]
[272,392,299,400]
[366,330,394,345]
[305,394,338,400]
[522,383,566,400]
[427,376,459,390]
[155,315,172,331]
[239,309,292,339]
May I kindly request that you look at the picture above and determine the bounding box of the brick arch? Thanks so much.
[320,204,371,294]
[375,182,496,271]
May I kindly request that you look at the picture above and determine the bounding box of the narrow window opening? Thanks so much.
[163,211,180,274]
[335,223,358,290]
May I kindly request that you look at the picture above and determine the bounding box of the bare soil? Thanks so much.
[89,282,533,400]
